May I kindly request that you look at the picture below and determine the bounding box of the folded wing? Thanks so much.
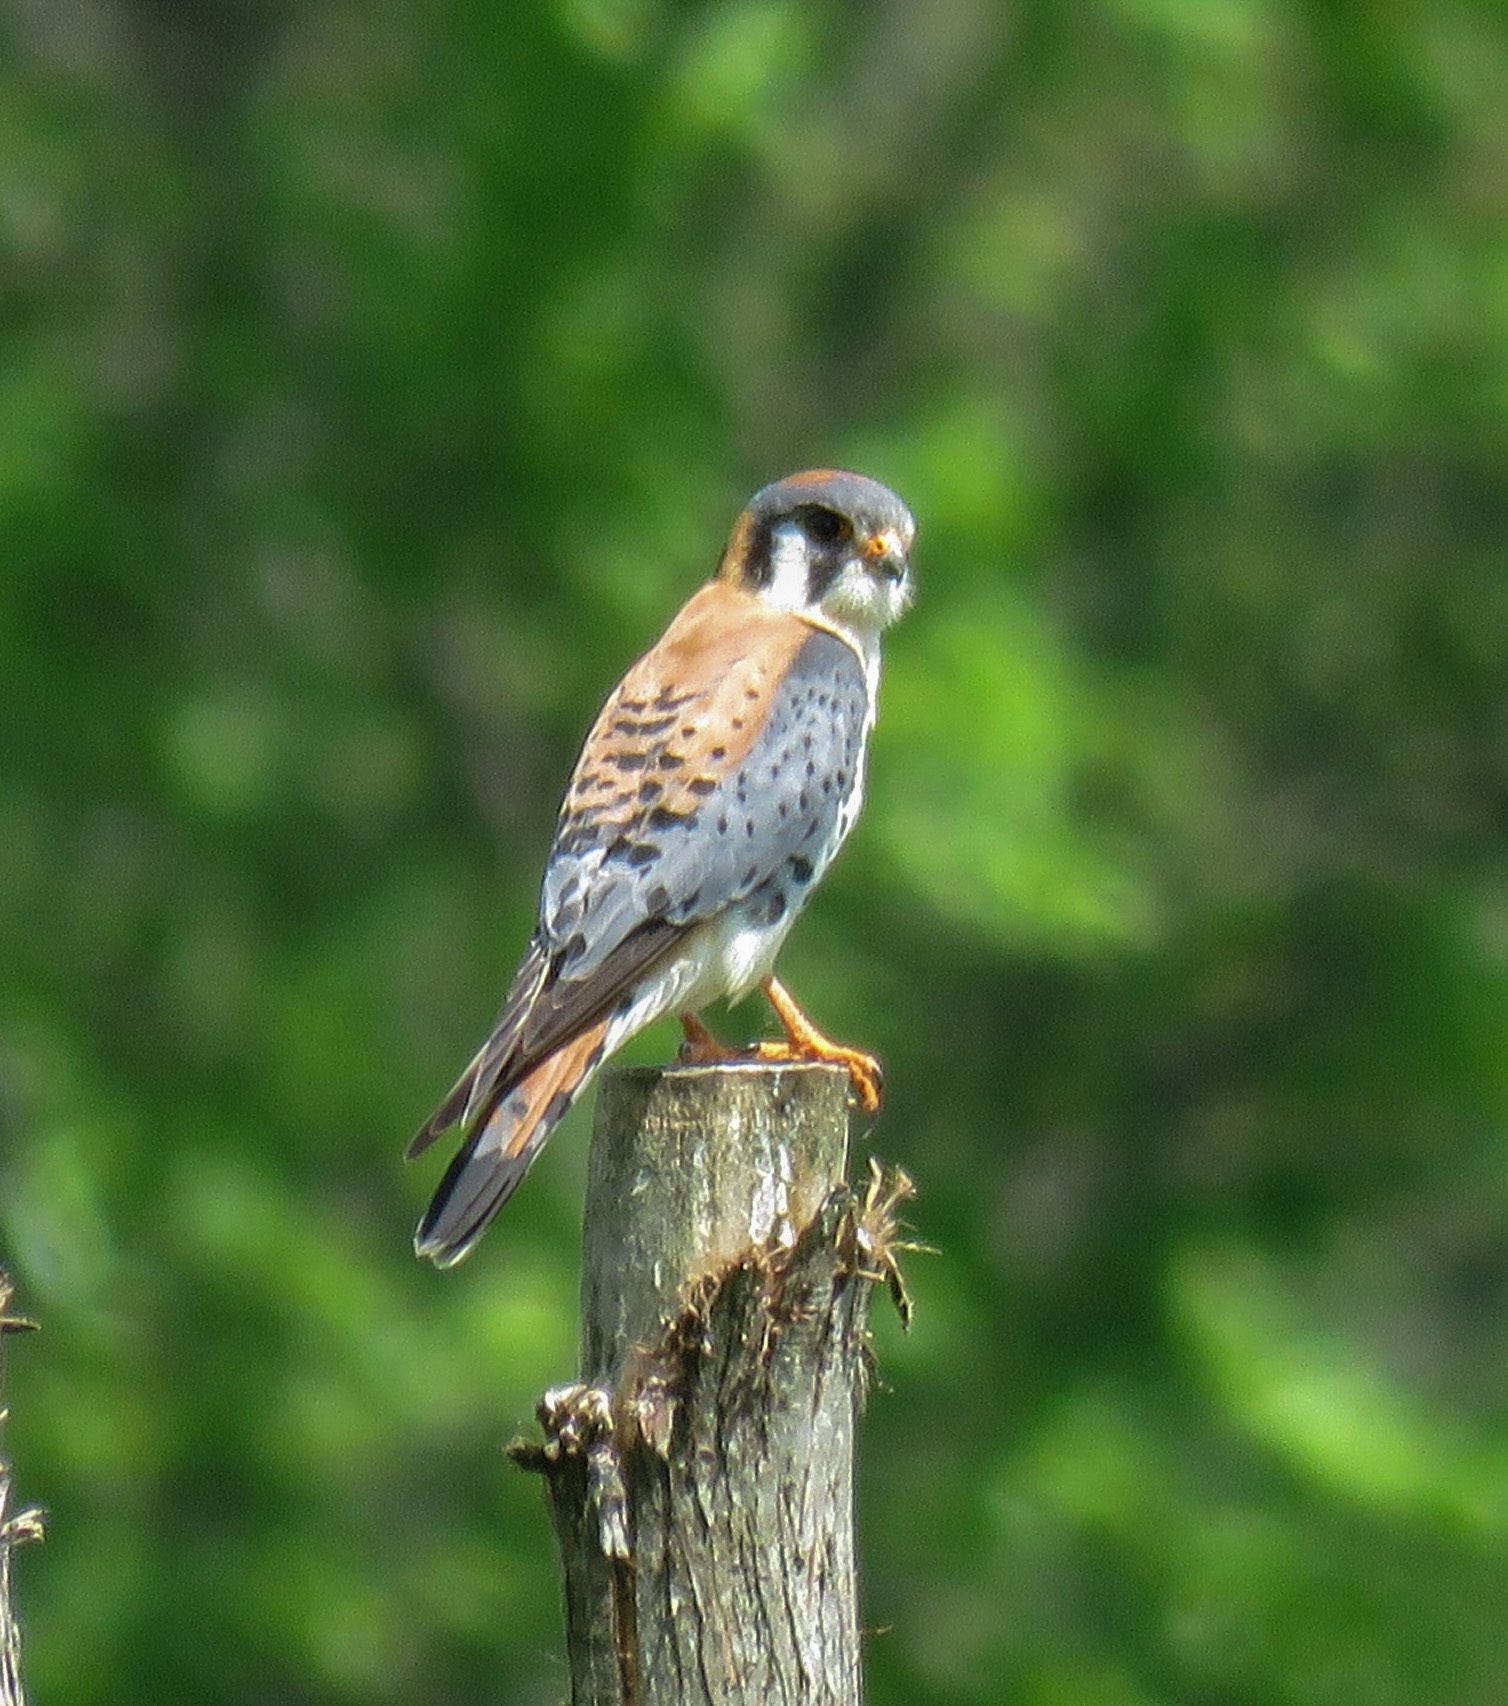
[409,582,871,1258]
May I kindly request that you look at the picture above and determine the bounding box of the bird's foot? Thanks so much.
[752,1038,885,1114]
[756,975,885,1114]
[678,1012,741,1065]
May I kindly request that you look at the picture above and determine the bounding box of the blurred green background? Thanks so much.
[4,1,1508,1702]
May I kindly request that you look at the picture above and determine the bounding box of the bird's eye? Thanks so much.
[799,505,851,546]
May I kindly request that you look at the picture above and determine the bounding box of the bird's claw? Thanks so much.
[752,1039,885,1115]
[677,1012,740,1065]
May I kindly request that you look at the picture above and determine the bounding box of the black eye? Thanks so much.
[799,505,850,546]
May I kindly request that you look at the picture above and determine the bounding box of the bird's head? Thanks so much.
[718,469,916,642]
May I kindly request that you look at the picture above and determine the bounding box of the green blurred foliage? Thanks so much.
[3,0,1508,1701]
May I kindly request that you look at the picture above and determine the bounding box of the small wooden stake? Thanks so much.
[0,1273,43,1706]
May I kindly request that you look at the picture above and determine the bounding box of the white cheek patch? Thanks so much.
[765,521,812,611]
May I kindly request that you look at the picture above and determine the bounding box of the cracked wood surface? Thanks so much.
[524,1060,892,1706]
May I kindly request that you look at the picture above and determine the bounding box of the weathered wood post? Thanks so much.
[0,1273,43,1706]
[511,1061,912,1706]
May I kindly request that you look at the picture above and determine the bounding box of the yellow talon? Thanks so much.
[755,975,885,1114]
[678,1012,740,1064]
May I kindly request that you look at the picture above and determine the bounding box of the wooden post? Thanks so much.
[511,1061,912,1706]
[0,1273,43,1706]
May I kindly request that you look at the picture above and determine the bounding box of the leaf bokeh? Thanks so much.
[3,2,1508,1701]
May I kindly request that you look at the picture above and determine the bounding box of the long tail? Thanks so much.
[413,1016,614,1268]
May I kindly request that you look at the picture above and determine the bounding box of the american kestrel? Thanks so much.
[410,469,916,1266]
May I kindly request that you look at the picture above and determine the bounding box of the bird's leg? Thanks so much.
[678,1011,740,1064]
[753,975,885,1114]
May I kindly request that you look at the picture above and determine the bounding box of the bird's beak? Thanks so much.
[862,529,907,582]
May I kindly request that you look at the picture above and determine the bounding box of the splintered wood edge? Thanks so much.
[517,1162,921,1477]
[581,1060,856,1379]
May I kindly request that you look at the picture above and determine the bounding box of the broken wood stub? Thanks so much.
[513,1061,912,1706]
[0,1271,43,1706]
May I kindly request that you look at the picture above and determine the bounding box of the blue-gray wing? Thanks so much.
[540,620,871,978]
[410,589,871,1154]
